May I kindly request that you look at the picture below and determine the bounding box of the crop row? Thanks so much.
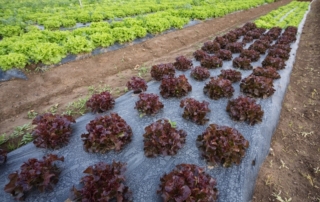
[0,21,299,201]
[0,0,193,32]
[0,0,275,71]
[255,1,310,28]
[0,0,274,32]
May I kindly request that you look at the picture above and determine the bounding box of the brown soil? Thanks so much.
[1,0,319,201]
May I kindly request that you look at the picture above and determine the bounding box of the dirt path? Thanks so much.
[0,0,291,136]
[253,0,320,201]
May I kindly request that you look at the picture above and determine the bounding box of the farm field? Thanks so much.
[0,0,274,71]
[0,0,319,201]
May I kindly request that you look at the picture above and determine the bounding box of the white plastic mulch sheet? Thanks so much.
[0,4,312,202]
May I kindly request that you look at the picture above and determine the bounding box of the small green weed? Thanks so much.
[0,133,7,145]
[138,66,150,77]
[27,110,38,119]
[19,133,34,146]
[168,120,177,128]
[47,104,59,114]
[88,84,113,95]
[63,97,89,116]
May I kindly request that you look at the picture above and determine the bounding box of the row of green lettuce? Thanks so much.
[0,0,194,33]
[255,1,310,29]
[0,0,275,36]
[0,0,275,71]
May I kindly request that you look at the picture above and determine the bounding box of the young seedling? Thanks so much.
[300,131,313,138]
[138,66,150,77]
[264,174,274,186]
[269,160,274,168]
[27,110,38,119]
[279,159,289,169]
[300,171,315,186]
[10,123,33,139]
[19,133,34,146]
[7,142,18,151]
[168,120,177,128]
[63,97,89,116]
[272,191,292,202]
[47,104,59,114]
[0,133,7,145]
[88,85,113,95]
[115,87,121,95]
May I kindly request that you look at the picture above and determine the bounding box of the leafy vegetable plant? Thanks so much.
[226,42,243,53]
[277,34,296,44]
[233,57,253,70]
[111,27,135,43]
[271,44,291,53]
[246,30,261,39]
[0,149,7,165]
[4,154,64,201]
[173,56,193,71]
[219,69,242,83]
[90,32,114,47]
[216,49,232,61]
[262,56,286,70]
[255,28,267,34]
[232,27,246,37]
[252,66,280,79]
[226,96,264,125]
[201,41,220,54]
[248,42,268,54]
[203,77,234,100]
[242,22,257,31]
[0,53,28,71]
[285,26,298,34]
[135,93,164,115]
[126,76,148,93]
[240,49,260,62]
[197,124,249,167]
[65,36,94,54]
[190,66,210,81]
[223,32,238,43]
[240,74,275,98]
[29,42,67,65]
[200,55,223,69]
[86,91,115,113]
[265,27,282,40]
[253,39,271,49]
[267,48,289,60]
[158,164,218,202]
[71,161,131,202]
[193,50,208,61]
[151,63,175,81]
[180,98,210,125]
[81,113,132,153]
[160,75,192,98]
[259,35,273,42]
[31,113,75,149]
[213,36,228,48]
[242,35,254,43]
[143,119,187,157]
